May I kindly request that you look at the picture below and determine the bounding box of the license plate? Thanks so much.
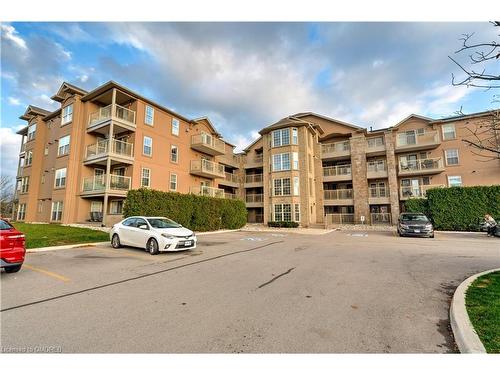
[184,240,192,246]
[414,229,420,233]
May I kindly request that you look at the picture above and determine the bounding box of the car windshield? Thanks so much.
[147,218,182,229]
[0,219,13,230]
[401,214,428,222]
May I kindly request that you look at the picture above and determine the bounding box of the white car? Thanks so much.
[110,216,197,254]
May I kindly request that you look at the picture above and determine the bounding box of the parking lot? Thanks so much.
[1,229,499,353]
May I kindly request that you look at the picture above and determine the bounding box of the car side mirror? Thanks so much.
[138,224,148,230]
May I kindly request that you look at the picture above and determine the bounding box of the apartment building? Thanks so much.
[13,80,500,228]
[239,111,500,226]
[13,81,241,226]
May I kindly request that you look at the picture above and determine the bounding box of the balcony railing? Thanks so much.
[245,193,264,203]
[367,161,387,173]
[88,104,136,127]
[369,186,389,198]
[325,213,355,225]
[371,213,392,225]
[191,133,225,155]
[224,172,239,184]
[323,164,352,177]
[396,130,440,149]
[245,174,263,184]
[366,137,386,153]
[224,192,237,200]
[321,141,351,159]
[398,157,444,174]
[190,185,225,198]
[82,174,131,193]
[324,189,353,200]
[85,139,134,160]
[190,159,225,178]
[400,184,445,199]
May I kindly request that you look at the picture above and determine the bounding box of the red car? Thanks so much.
[0,219,26,273]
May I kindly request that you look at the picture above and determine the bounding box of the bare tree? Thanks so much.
[449,22,500,159]
[0,175,15,217]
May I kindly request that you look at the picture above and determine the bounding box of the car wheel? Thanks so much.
[430,233,435,238]
[111,234,122,248]
[4,265,22,273]
[147,238,159,255]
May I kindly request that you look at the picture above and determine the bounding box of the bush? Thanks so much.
[123,188,247,232]
[404,185,500,231]
[268,221,299,228]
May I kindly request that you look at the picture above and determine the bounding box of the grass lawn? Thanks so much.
[11,223,109,249]
[465,271,500,353]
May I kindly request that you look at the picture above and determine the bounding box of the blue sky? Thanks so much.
[1,22,498,179]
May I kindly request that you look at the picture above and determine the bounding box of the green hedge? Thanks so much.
[403,185,500,231]
[123,188,247,231]
[268,221,299,228]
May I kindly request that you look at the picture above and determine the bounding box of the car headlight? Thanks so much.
[425,224,433,230]
[161,234,175,239]
[400,224,409,229]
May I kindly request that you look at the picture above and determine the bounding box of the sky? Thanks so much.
[1,22,499,180]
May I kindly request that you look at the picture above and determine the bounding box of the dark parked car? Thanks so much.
[397,212,434,238]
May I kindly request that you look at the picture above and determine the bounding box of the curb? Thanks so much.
[27,241,110,253]
[450,268,500,353]
[196,229,241,236]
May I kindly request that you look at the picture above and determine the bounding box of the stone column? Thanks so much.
[384,131,400,224]
[350,134,370,224]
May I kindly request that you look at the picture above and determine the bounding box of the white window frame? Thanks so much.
[170,145,179,163]
[293,177,300,196]
[17,203,26,221]
[90,201,103,213]
[26,150,33,166]
[272,128,290,147]
[27,123,36,141]
[445,149,459,166]
[273,203,292,222]
[143,136,153,156]
[442,124,456,141]
[58,135,70,156]
[141,168,151,188]
[447,175,463,187]
[145,105,154,125]
[294,203,300,222]
[38,200,43,213]
[170,173,178,191]
[54,168,67,188]
[21,176,29,193]
[292,152,299,170]
[51,201,63,221]
[272,153,291,171]
[109,200,123,215]
[62,104,73,125]
[292,128,298,145]
[171,118,180,136]
[273,178,291,196]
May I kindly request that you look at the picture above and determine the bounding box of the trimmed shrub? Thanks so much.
[403,185,500,231]
[123,188,247,232]
[268,221,299,228]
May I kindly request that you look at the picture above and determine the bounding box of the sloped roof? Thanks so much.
[292,112,365,131]
[51,81,88,102]
[389,114,434,129]
[429,109,498,124]
[19,105,51,121]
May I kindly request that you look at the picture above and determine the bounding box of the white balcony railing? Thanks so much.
[367,161,387,173]
[245,193,264,203]
[399,158,444,173]
[224,172,239,184]
[366,137,385,151]
[323,164,352,177]
[190,185,225,198]
[400,184,445,199]
[321,141,351,157]
[396,130,439,148]
[324,189,353,200]
[82,174,131,193]
[85,139,134,159]
[371,213,392,225]
[369,186,389,198]
[325,213,355,225]
[190,159,225,178]
[191,133,225,153]
[245,174,263,183]
[88,104,136,127]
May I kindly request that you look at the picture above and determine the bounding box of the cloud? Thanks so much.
[7,97,22,106]
[0,23,27,49]
[0,127,22,179]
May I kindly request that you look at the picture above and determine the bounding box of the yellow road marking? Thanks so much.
[23,264,71,282]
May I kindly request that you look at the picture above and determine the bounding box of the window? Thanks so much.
[26,150,33,166]
[51,201,63,221]
[62,104,73,124]
[17,203,26,220]
[141,168,151,187]
[110,200,123,215]
[145,105,154,125]
[27,123,36,141]
[367,137,384,148]
[21,177,29,193]
[448,176,463,187]
[309,177,313,196]
[122,218,136,227]
[172,118,180,136]
[293,152,299,170]
[272,128,290,147]
[273,203,292,222]
[54,168,67,188]
[273,178,291,196]
[170,173,177,191]
[292,128,298,144]
[294,204,300,222]
[170,145,178,163]
[442,124,456,141]
[20,156,25,167]
[58,135,70,156]
[143,136,152,156]
[91,201,103,213]
[38,201,43,213]
[272,153,291,171]
[293,177,300,195]
[445,149,459,165]
[44,146,49,155]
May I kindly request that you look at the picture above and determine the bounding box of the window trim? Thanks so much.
[27,123,36,142]
[171,118,180,136]
[272,153,291,171]
[51,201,63,222]
[145,105,154,126]
[57,135,71,156]
[61,104,73,125]
[54,168,67,188]
[170,144,179,163]
[25,150,33,166]
[169,173,178,191]
[273,203,292,222]
[272,128,290,148]
[141,167,151,188]
[442,123,456,141]
[143,136,153,156]
[17,203,26,221]
[444,149,459,166]
[447,175,463,187]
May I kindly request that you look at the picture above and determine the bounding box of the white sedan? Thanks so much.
[110,216,197,254]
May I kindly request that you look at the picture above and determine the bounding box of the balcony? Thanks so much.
[323,189,354,206]
[190,185,225,198]
[371,213,392,225]
[88,104,136,132]
[325,213,355,226]
[366,137,386,156]
[81,174,131,197]
[84,139,134,165]
[399,184,445,200]
[368,186,390,204]
[190,159,225,179]
[245,193,264,207]
[366,161,388,179]
[191,133,225,156]
[219,154,241,168]
[219,172,240,187]
[244,173,263,187]
[323,164,352,182]
[398,158,445,176]
[243,153,264,169]
[395,130,440,152]
[321,141,351,160]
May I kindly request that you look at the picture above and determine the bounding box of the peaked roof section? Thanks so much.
[389,114,434,129]
[19,105,51,121]
[191,117,221,137]
[429,109,499,124]
[243,135,263,152]
[258,115,313,135]
[292,112,365,131]
[51,81,88,102]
